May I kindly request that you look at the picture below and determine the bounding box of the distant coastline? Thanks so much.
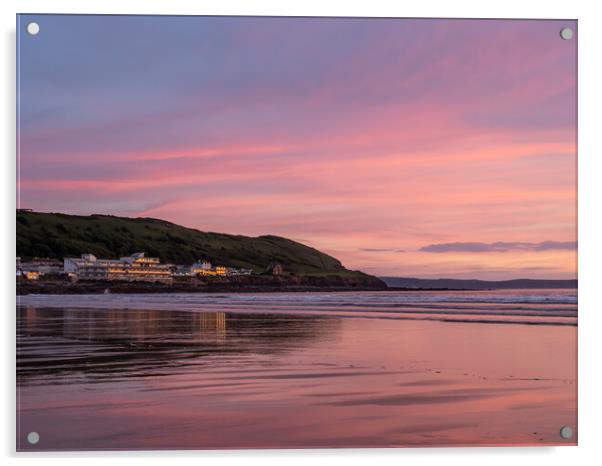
[380,277,577,290]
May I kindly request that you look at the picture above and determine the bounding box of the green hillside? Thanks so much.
[16,210,370,278]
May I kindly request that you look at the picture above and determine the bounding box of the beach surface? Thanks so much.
[17,289,577,450]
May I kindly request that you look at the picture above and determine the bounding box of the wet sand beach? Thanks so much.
[17,290,577,450]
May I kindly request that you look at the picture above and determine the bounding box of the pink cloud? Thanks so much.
[18,19,576,279]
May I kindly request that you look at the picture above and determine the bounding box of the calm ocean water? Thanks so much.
[17,289,577,450]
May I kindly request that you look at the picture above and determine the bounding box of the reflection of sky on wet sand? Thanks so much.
[17,306,576,450]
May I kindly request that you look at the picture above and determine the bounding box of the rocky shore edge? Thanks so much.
[17,273,388,295]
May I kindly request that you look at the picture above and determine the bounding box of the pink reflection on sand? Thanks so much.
[17,296,576,450]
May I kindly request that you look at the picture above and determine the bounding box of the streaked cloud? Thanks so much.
[16,16,577,279]
[359,248,406,253]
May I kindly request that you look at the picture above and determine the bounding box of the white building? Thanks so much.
[64,252,172,283]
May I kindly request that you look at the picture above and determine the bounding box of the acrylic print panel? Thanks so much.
[16,15,577,450]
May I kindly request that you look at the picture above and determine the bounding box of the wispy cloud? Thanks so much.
[419,241,577,253]
[359,248,405,253]
[17,16,577,279]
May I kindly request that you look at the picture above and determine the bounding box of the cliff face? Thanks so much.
[16,210,387,290]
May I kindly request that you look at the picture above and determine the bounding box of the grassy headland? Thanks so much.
[16,210,386,292]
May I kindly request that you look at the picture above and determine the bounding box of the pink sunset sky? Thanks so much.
[17,16,577,279]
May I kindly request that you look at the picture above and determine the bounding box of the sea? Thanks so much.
[16,289,577,450]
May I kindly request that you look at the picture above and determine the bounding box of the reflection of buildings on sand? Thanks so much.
[59,310,228,344]
[18,307,228,346]
[16,307,341,383]
[195,312,227,344]
[20,306,40,335]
